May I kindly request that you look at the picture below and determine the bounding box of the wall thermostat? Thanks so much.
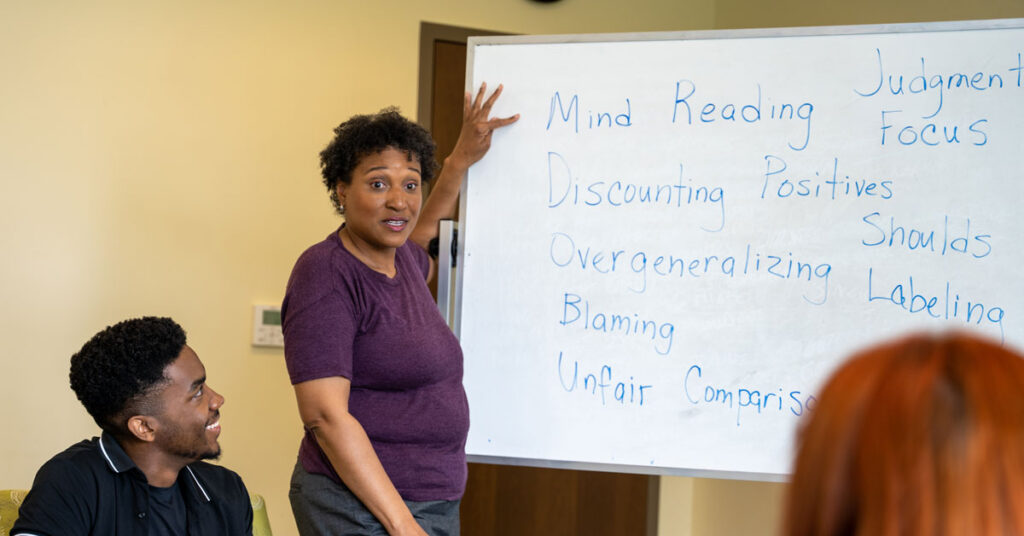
[252,304,284,348]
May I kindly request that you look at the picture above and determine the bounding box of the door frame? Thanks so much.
[416,22,506,130]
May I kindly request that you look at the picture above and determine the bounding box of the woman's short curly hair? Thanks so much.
[69,317,186,436]
[320,107,437,215]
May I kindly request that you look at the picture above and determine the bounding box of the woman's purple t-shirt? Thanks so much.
[281,228,469,501]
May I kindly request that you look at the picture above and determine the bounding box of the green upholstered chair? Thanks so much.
[251,493,273,536]
[0,489,28,535]
[0,489,272,535]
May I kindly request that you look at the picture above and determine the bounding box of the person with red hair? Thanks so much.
[783,332,1024,536]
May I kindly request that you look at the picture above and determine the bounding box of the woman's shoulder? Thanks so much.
[290,230,358,275]
[286,231,356,294]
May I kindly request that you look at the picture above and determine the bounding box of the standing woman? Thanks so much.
[282,84,518,536]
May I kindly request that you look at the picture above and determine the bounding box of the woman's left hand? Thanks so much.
[448,82,519,169]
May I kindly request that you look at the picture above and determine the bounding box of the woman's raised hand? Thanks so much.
[448,82,519,169]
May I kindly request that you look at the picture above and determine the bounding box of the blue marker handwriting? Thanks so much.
[860,212,992,259]
[671,80,814,151]
[557,351,652,407]
[848,48,1024,147]
[761,155,894,201]
[547,152,725,232]
[683,364,816,426]
[546,92,632,133]
[854,47,1014,119]
[866,267,1006,342]
[549,231,831,304]
[560,292,675,355]
[879,110,988,147]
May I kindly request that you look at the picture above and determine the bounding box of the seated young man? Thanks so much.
[12,316,253,535]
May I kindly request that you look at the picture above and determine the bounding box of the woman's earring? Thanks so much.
[339,204,346,215]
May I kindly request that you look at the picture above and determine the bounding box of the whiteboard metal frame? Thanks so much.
[463,18,1024,50]
[436,219,457,325]
[453,17,1024,479]
[467,454,787,482]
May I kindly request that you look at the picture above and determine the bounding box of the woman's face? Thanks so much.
[336,147,423,255]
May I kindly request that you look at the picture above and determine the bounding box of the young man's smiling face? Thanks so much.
[151,345,224,462]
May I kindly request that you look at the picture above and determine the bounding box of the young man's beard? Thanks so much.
[158,419,221,461]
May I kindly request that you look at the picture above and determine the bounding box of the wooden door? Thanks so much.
[418,22,658,536]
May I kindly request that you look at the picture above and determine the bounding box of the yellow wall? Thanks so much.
[715,0,1023,28]
[2,1,1021,535]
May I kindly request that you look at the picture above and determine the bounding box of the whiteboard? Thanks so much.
[455,19,1024,480]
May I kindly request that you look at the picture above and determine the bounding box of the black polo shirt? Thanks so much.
[11,432,253,535]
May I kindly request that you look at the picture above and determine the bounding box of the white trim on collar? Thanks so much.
[98,434,119,472]
[185,466,211,502]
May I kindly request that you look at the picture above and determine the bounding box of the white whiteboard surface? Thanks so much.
[455,19,1024,480]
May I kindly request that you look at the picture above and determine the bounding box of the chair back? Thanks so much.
[0,489,29,535]
[251,493,273,536]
